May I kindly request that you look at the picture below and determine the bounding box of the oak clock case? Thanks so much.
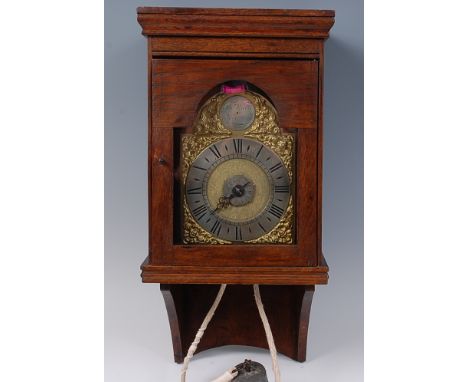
[182,90,294,245]
[137,7,335,365]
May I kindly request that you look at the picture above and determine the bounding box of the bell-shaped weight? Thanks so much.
[233,360,268,382]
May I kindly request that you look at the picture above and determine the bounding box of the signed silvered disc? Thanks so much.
[220,95,256,131]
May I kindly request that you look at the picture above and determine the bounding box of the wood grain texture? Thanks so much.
[149,128,173,264]
[150,37,322,58]
[160,284,316,363]
[138,7,335,17]
[160,285,183,362]
[141,256,329,285]
[171,244,307,267]
[146,40,153,259]
[152,58,318,130]
[297,128,319,265]
[317,44,325,265]
[297,286,315,361]
[137,7,335,38]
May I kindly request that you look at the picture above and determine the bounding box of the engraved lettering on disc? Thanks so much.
[219,95,256,131]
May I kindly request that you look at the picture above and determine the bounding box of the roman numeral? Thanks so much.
[269,162,283,173]
[209,145,222,159]
[187,187,202,195]
[255,145,264,159]
[258,222,267,233]
[269,204,284,219]
[233,139,243,153]
[274,185,289,193]
[193,165,207,171]
[210,220,222,236]
[235,226,243,241]
[192,205,208,220]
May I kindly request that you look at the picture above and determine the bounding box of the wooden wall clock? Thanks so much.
[137,7,335,363]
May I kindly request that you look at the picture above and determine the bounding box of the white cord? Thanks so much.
[210,368,238,382]
[253,284,281,382]
[181,284,282,382]
[180,284,229,382]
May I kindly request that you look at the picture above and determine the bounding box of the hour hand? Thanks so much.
[219,194,235,208]
[211,195,233,215]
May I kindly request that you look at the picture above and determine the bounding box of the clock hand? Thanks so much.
[211,181,252,215]
[210,195,234,215]
[231,182,250,197]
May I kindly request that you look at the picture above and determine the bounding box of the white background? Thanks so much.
[1,1,467,382]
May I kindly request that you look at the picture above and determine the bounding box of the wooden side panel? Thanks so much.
[160,284,184,362]
[297,128,318,265]
[149,128,174,263]
[317,44,325,264]
[297,286,315,361]
[151,59,318,129]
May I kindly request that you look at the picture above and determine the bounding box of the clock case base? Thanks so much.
[161,284,315,363]
[143,255,328,363]
[141,255,328,285]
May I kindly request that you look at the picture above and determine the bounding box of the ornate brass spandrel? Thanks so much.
[239,92,281,136]
[193,94,232,135]
[247,133,294,182]
[182,89,295,245]
[182,199,229,244]
[180,134,229,186]
[247,196,294,244]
